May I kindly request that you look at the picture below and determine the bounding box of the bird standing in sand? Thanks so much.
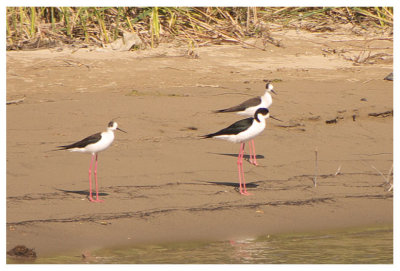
[56,121,127,202]
[203,108,270,195]
[214,83,276,165]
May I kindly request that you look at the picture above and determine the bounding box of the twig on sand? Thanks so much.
[371,165,389,182]
[6,96,25,105]
[334,165,342,176]
[371,164,393,191]
[387,164,393,191]
[195,83,220,88]
[368,110,393,118]
[313,147,318,187]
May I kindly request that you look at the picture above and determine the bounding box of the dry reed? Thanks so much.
[6,7,393,50]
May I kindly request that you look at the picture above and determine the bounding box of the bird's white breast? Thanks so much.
[73,131,115,154]
[214,119,266,144]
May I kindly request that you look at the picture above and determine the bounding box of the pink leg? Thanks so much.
[237,143,244,194]
[88,154,95,202]
[241,149,251,196]
[237,143,251,195]
[92,154,104,203]
[249,140,258,166]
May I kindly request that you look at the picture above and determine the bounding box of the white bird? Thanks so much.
[214,83,276,166]
[56,121,127,202]
[203,108,270,195]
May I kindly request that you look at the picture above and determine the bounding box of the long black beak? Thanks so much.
[117,127,127,133]
[271,89,277,95]
[270,115,283,122]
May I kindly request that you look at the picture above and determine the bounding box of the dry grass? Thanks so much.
[6,7,393,50]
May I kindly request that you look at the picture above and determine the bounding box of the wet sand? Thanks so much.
[6,28,393,257]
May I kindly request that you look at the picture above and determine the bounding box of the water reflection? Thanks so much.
[9,225,392,264]
[228,226,393,264]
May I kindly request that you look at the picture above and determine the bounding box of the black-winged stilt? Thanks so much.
[214,83,276,166]
[203,108,270,195]
[56,121,127,202]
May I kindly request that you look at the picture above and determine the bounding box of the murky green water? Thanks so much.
[8,225,392,264]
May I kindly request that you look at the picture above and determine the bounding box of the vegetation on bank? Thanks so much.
[6,7,393,50]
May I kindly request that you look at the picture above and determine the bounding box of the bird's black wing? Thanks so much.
[214,97,261,113]
[204,118,253,138]
[57,132,102,149]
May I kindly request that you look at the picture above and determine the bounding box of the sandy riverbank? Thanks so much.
[6,27,393,257]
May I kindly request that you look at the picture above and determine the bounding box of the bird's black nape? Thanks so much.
[109,116,122,127]
[254,108,269,122]
[265,82,277,95]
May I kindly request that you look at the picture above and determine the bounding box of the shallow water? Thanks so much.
[9,225,392,264]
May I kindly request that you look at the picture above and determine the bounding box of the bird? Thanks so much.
[203,108,270,195]
[214,83,276,116]
[214,83,276,166]
[56,121,127,202]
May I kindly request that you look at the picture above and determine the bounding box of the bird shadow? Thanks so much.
[201,180,259,189]
[55,188,109,198]
[207,152,265,162]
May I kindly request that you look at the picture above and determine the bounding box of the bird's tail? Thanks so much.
[45,146,67,153]
[213,109,232,113]
[199,133,215,139]
[50,145,70,152]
